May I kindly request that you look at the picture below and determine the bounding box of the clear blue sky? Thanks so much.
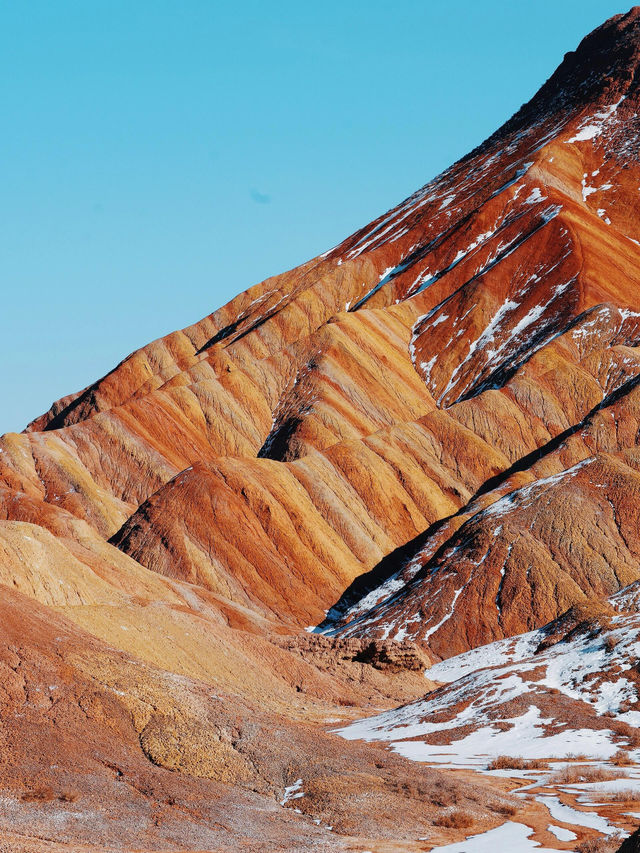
[0,0,627,433]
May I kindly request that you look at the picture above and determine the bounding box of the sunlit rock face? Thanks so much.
[5,8,640,851]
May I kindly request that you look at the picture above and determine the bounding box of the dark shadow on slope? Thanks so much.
[223,307,283,346]
[318,366,640,634]
[450,318,565,408]
[198,305,285,354]
[471,367,640,502]
[315,516,453,633]
[257,416,303,460]
[196,319,243,353]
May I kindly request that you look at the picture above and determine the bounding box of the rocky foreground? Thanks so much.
[5,7,640,852]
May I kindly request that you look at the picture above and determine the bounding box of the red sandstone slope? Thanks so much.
[5,8,640,852]
[108,8,640,638]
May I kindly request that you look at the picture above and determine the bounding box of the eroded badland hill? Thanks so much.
[6,8,640,852]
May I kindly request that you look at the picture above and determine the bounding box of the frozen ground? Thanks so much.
[336,618,640,848]
[429,821,559,852]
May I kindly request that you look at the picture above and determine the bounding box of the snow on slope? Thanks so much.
[336,609,640,847]
[429,822,559,852]
[338,612,640,765]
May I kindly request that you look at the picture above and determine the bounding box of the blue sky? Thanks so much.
[0,0,627,432]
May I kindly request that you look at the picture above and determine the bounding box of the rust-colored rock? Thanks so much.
[6,8,640,850]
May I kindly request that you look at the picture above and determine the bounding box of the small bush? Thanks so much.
[21,787,55,802]
[601,788,640,802]
[429,783,459,808]
[433,810,474,829]
[529,758,550,768]
[496,803,518,816]
[489,755,526,770]
[20,787,80,803]
[488,755,547,770]
[575,838,624,853]
[612,749,633,766]
[551,765,625,784]
[58,790,80,803]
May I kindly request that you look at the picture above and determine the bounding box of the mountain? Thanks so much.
[4,7,640,852]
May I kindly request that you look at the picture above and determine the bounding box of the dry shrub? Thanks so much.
[601,788,640,802]
[58,790,80,803]
[433,810,474,829]
[488,755,547,770]
[575,838,624,853]
[21,787,80,803]
[526,758,549,769]
[496,803,518,816]
[488,755,526,770]
[612,749,633,766]
[551,765,626,784]
[604,635,618,653]
[21,787,55,802]
[430,782,459,808]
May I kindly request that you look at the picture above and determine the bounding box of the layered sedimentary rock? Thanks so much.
[105,9,640,650]
[5,7,640,851]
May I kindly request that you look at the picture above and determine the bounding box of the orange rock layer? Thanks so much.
[5,8,640,851]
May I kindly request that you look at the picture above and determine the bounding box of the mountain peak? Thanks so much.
[497,7,640,141]
[559,5,640,94]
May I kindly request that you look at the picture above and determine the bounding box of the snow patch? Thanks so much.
[565,98,626,144]
[428,821,559,852]
[525,187,546,205]
[547,824,576,842]
[280,779,304,806]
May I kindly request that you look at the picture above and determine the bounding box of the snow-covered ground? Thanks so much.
[338,616,640,767]
[336,613,640,848]
[429,821,559,852]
